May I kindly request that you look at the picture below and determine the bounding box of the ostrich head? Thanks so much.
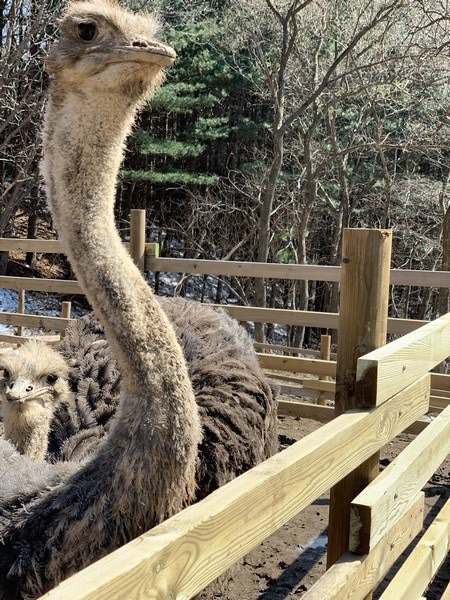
[45,0,176,100]
[0,340,71,460]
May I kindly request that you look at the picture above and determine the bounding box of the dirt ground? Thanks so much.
[220,412,450,600]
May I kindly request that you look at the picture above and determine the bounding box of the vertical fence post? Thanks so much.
[16,289,25,337]
[317,334,331,406]
[129,209,146,274]
[60,301,72,340]
[327,228,392,572]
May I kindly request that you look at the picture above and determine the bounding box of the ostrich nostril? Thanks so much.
[26,385,33,392]
[132,40,148,48]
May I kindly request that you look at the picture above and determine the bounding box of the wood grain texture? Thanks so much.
[379,498,450,600]
[356,313,450,406]
[302,493,424,600]
[351,379,450,555]
[39,383,428,600]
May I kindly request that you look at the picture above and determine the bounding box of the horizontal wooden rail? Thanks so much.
[0,276,82,294]
[257,353,336,377]
[40,381,428,600]
[303,493,425,600]
[146,256,450,287]
[379,497,450,600]
[350,387,450,555]
[356,312,450,406]
[0,238,158,256]
[0,312,71,331]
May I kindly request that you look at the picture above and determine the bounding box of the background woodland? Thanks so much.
[1,0,449,345]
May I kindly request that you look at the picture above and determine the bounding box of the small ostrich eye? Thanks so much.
[77,22,98,42]
[2,368,10,379]
[46,374,58,385]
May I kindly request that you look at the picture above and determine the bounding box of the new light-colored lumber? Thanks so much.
[328,228,392,569]
[356,312,450,406]
[39,378,428,600]
[302,493,424,600]
[257,353,336,377]
[379,497,450,600]
[350,383,450,555]
[276,399,431,435]
[0,312,71,331]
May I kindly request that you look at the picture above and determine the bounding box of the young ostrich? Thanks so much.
[0,1,277,597]
[0,340,70,460]
[0,338,113,463]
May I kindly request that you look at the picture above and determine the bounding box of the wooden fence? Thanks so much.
[0,217,449,598]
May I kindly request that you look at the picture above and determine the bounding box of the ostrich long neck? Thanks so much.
[42,87,201,516]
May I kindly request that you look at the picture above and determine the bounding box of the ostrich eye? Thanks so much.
[46,374,58,385]
[77,22,98,42]
[2,369,10,379]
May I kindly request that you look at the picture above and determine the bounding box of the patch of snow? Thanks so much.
[296,533,328,554]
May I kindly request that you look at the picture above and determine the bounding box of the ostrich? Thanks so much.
[0,338,115,462]
[0,340,71,460]
[0,1,277,597]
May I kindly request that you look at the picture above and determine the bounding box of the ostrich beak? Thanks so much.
[115,40,177,68]
[5,378,50,403]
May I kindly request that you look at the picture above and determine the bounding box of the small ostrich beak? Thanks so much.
[5,378,50,404]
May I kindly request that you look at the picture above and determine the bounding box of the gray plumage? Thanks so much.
[0,2,277,598]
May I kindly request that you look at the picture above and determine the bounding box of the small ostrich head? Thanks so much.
[0,340,71,460]
[45,0,176,100]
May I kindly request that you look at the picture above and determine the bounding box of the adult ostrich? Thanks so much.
[0,1,277,597]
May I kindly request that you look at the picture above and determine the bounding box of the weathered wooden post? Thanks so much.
[317,334,331,406]
[129,209,146,274]
[16,289,25,337]
[327,228,392,571]
[60,301,72,340]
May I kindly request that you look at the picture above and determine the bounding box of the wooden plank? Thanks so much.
[129,210,146,273]
[277,400,431,435]
[302,493,425,600]
[217,304,340,329]
[0,238,158,257]
[379,497,450,600]
[39,380,429,600]
[0,334,60,345]
[146,257,342,281]
[429,394,450,411]
[350,381,450,555]
[389,269,450,287]
[0,276,82,294]
[431,373,450,392]
[275,384,334,400]
[278,400,334,421]
[356,312,450,406]
[0,312,71,331]
[0,239,63,252]
[328,228,392,570]
[257,353,336,377]
[146,256,450,287]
